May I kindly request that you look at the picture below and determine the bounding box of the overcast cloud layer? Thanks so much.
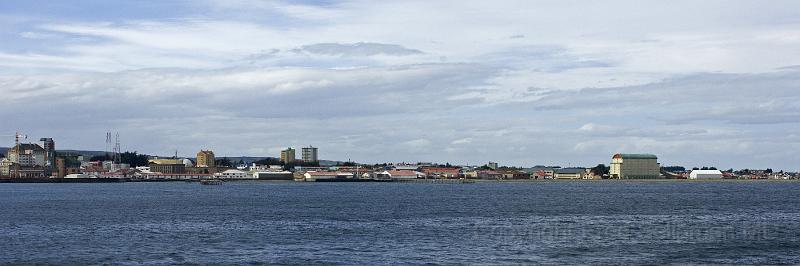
[1,0,799,169]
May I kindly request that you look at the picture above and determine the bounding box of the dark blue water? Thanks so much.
[1,181,800,264]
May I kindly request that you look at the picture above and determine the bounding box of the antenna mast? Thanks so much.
[114,132,121,164]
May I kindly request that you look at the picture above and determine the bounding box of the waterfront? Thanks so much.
[2,181,800,264]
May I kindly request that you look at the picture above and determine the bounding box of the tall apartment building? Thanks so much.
[196,150,215,168]
[609,153,660,179]
[302,146,318,162]
[280,147,295,164]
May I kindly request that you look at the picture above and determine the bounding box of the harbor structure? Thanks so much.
[302,146,318,163]
[280,147,296,164]
[196,150,215,168]
[253,171,293,180]
[609,153,661,179]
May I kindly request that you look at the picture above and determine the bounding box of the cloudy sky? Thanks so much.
[1,0,799,169]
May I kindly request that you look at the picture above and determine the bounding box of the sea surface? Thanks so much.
[1,180,800,265]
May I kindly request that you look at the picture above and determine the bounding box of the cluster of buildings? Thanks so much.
[280,146,318,164]
[1,135,797,182]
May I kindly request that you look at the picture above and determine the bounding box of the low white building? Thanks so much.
[689,170,723,179]
[214,169,251,179]
[303,171,352,181]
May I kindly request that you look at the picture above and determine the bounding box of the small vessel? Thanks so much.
[200,179,223,185]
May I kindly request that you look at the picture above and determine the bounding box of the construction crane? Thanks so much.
[1,132,27,178]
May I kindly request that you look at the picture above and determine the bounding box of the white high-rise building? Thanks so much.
[302,146,318,162]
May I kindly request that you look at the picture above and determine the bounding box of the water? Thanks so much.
[1,181,800,264]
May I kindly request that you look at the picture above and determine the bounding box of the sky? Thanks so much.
[1,0,799,170]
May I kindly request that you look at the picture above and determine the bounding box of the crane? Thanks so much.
[1,132,27,178]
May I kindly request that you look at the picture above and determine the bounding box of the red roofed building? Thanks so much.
[374,170,421,180]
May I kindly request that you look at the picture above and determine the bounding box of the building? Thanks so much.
[498,170,530,179]
[0,158,12,177]
[11,166,47,178]
[487,162,499,170]
[522,166,556,179]
[689,169,723,179]
[196,150,215,168]
[421,167,461,179]
[55,156,81,178]
[478,170,502,179]
[214,169,250,179]
[609,153,661,179]
[280,147,295,164]
[303,171,353,181]
[39,138,55,170]
[148,159,186,174]
[374,170,420,180]
[302,146,318,163]
[555,168,587,179]
[7,143,46,167]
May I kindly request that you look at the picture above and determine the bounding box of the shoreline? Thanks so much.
[0,178,796,184]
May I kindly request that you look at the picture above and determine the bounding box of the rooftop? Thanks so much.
[613,153,658,159]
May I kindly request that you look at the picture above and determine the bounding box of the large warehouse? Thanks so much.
[609,153,661,179]
[689,170,723,179]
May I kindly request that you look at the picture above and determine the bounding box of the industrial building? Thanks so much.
[148,159,186,174]
[609,153,661,179]
[689,169,723,179]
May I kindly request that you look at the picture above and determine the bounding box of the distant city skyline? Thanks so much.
[1,1,799,170]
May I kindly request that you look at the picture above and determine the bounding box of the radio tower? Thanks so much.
[105,132,112,160]
[114,133,121,164]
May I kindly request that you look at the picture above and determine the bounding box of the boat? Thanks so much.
[200,179,223,185]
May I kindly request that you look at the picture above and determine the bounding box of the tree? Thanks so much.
[662,166,686,172]
[253,158,283,165]
[89,154,112,162]
[765,168,773,174]
[215,157,234,167]
[591,164,609,176]
[119,151,149,167]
